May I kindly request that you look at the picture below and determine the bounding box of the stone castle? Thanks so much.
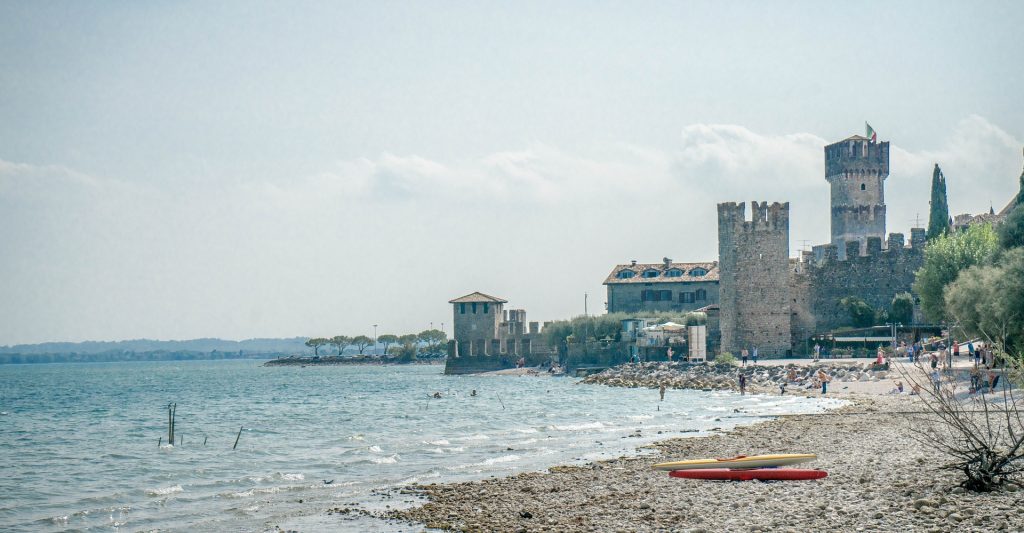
[716,134,925,356]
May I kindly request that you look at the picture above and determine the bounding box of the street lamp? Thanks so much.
[373,324,378,356]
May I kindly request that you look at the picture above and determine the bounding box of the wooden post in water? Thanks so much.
[233,426,243,450]
[179,434,183,446]
[203,436,208,446]
[158,436,162,447]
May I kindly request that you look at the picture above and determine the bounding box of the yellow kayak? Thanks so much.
[652,453,816,471]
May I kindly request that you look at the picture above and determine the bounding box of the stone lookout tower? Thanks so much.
[825,134,889,259]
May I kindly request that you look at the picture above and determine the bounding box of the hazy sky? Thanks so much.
[2,1,1023,345]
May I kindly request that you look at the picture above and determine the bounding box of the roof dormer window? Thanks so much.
[617,270,636,279]
[642,269,660,278]
[689,268,708,277]
[665,268,683,277]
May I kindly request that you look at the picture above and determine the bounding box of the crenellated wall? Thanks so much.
[717,201,792,357]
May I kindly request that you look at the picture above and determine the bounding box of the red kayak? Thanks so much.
[669,468,827,481]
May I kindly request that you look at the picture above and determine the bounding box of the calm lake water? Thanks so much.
[0,361,842,532]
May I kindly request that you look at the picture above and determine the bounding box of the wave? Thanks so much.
[424,439,450,445]
[513,428,539,434]
[547,422,605,431]
[370,454,399,464]
[368,445,382,453]
[459,434,490,441]
[146,485,183,496]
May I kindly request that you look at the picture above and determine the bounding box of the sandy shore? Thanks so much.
[380,394,1021,532]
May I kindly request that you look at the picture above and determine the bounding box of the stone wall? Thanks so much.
[717,201,792,357]
[451,301,503,355]
[826,138,889,259]
[793,232,924,338]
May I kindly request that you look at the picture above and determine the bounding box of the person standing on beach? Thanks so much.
[741,349,748,367]
[813,343,821,362]
[817,369,829,394]
[931,369,941,394]
[930,352,938,370]
[739,373,747,395]
[659,382,666,401]
[752,347,758,365]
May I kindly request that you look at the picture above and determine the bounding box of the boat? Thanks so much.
[669,468,827,481]
[652,453,816,471]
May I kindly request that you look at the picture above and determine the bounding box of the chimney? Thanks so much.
[663,257,672,267]
[630,260,637,266]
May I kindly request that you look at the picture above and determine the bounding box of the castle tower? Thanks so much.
[825,135,889,259]
[717,201,792,357]
[448,292,506,356]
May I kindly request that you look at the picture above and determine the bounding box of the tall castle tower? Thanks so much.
[825,135,889,259]
[717,201,791,357]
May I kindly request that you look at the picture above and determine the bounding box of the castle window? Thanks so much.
[689,268,708,277]
[665,268,683,277]
[642,269,660,278]
[483,303,489,314]
[460,303,466,314]
[696,289,707,301]
[617,270,636,279]
[860,183,866,191]
[680,292,695,303]
[472,302,477,314]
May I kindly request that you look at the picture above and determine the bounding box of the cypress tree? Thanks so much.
[927,163,951,240]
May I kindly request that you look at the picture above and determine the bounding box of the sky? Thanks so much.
[1,1,1023,345]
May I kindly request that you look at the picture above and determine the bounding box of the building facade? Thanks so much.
[603,259,719,314]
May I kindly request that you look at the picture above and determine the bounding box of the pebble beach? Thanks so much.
[369,361,1023,532]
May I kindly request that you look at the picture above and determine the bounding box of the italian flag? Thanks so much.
[865,122,877,142]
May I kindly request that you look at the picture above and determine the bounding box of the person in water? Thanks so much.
[738,373,747,395]
[659,383,666,401]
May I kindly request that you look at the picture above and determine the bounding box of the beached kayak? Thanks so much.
[669,468,828,481]
[652,453,816,471]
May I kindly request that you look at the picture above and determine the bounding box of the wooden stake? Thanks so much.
[233,426,243,450]
[158,436,162,447]
[203,436,208,446]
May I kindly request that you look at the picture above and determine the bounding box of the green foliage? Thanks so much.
[944,247,1024,355]
[376,334,399,355]
[390,343,418,362]
[927,164,951,240]
[304,337,329,356]
[998,205,1024,250]
[716,352,736,366]
[351,335,373,354]
[839,296,878,328]
[890,292,914,325]
[913,223,999,322]
[329,335,351,355]
[541,311,707,346]
[417,329,448,358]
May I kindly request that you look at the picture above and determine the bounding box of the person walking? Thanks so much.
[739,373,747,395]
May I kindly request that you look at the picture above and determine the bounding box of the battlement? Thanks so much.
[809,230,924,265]
[717,201,789,232]
[825,138,889,179]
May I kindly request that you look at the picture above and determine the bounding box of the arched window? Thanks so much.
[860,183,866,191]
[617,270,636,279]
[642,269,660,278]
[665,268,683,277]
[689,268,708,277]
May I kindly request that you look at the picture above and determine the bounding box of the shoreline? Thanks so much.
[373,393,1021,532]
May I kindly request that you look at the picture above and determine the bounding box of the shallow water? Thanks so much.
[0,361,843,531]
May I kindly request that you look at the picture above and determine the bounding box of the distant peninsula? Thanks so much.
[0,337,310,365]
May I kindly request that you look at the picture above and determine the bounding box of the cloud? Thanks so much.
[1,116,1020,344]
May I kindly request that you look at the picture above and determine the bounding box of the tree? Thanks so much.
[913,223,998,322]
[351,335,373,355]
[839,296,877,328]
[999,206,1024,250]
[417,329,448,358]
[329,335,351,356]
[393,334,420,362]
[890,292,914,325]
[927,163,951,240]
[304,337,328,356]
[944,247,1024,355]
[376,334,399,355]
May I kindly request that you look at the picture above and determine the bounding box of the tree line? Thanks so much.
[303,329,448,361]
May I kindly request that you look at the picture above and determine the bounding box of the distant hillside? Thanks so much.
[0,337,311,364]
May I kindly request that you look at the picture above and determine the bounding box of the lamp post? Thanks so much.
[373,324,378,356]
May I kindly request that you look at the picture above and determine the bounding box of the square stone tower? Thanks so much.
[717,201,792,357]
[825,135,889,259]
[449,291,507,356]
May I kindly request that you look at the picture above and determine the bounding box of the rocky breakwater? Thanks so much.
[581,361,893,394]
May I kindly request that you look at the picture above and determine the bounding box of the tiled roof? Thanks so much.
[448,291,508,304]
[841,134,871,142]
[603,261,719,285]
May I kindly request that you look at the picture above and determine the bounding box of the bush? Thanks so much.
[716,352,736,366]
